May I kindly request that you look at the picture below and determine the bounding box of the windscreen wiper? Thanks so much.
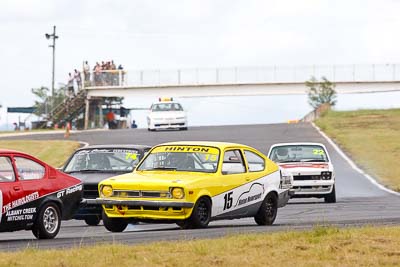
[146,167,177,171]
[66,169,108,173]
[278,160,300,163]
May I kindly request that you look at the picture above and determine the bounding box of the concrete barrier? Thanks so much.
[301,103,331,122]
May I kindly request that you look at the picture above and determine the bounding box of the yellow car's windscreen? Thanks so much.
[137,145,220,173]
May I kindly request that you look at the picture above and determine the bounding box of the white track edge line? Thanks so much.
[311,122,400,196]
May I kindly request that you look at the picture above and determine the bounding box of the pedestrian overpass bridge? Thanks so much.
[79,63,400,129]
[84,63,400,98]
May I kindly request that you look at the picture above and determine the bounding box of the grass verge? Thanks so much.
[0,140,81,167]
[315,108,400,192]
[0,129,61,135]
[0,226,399,267]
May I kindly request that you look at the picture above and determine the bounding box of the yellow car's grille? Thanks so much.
[104,204,183,213]
[127,206,182,211]
[113,190,171,198]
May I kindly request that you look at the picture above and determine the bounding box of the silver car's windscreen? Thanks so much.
[64,149,141,172]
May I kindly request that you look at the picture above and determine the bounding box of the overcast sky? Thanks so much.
[1,0,400,109]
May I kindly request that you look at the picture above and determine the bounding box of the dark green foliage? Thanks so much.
[31,86,67,117]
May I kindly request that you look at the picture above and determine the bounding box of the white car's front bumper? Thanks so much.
[148,118,187,130]
[291,180,335,195]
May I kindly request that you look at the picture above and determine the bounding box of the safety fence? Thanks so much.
[83,64,400,88]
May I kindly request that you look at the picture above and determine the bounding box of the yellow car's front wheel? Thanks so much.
[102,211,128,232]
[177,197,211,229]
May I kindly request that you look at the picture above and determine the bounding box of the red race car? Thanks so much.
[0,150,83,239]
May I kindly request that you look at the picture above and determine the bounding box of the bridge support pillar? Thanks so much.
[98,101,104,127]
[84,96,90,130]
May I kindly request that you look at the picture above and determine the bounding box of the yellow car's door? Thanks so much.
[211,148,249,218]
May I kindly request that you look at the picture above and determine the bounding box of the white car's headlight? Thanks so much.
[321,171,332,180]
[280,170,293,189]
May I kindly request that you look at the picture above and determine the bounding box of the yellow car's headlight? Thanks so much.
[171,187,185,199]
[101,185,113,197]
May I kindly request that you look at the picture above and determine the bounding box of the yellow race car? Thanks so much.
[90,141,292,232]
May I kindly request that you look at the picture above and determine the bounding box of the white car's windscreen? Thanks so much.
[269,145,328,163]
[151,103,183,112]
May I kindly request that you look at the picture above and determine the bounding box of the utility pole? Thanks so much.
[45,25,59,115]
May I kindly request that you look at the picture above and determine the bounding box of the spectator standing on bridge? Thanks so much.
[67,73,75,98]
[111,60,117,85]
[74,69,82,90]
[105,61,112,85]
[118,64,124,85]
[94,62,102,86]
[101,61,106,85]
[83,61,90,85]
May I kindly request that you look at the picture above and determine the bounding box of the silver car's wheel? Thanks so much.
[84,215,101,226]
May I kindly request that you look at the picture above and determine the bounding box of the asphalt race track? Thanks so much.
[1,123,399,251]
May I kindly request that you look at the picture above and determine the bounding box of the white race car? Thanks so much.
[147,98,188,131]
[268,142,336,203]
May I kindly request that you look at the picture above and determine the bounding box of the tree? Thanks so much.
[32,86,49,116]
[32,86,67,117]
[306,76,337,109]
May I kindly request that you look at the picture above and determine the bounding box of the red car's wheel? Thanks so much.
[32,202,61,239]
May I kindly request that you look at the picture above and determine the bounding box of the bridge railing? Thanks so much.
[83,70,127,88]
[83,64,400,88]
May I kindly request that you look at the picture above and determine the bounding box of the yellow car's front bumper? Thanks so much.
[85,198,194,220]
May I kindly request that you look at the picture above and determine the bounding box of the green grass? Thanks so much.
[316,108,400,192]
[0,111,399,265]
[0,140,81,167]
[0,226,399,267]
[0,129,62,135]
